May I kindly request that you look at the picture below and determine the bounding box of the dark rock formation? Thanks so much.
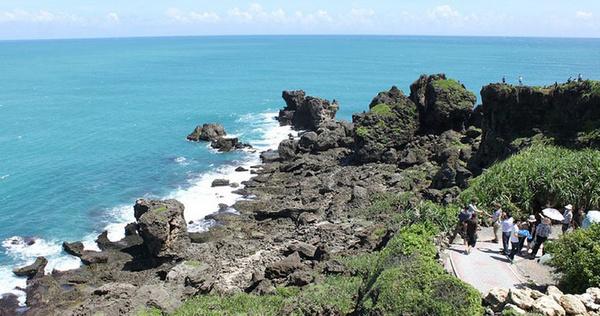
[352,86,419,163]
[62,241,84,257]
[477,81,600,166]
[134,199,190,258]
[187,123,226,142]
[278,90,339,131]
[409,74,477,134]
[13,256,47,278]
[211,179,230,187]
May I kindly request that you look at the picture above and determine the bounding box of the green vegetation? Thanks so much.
[461,145,600,219]
[355,126,370,138]
[173,214,482,316]
[154,206,168,212]
[432,78,463,91]
[545,224,600,293]
[350,224,483,315]
[183,260,203,268]
[136,307,162,316]
[173,291,287,316]
[370,103,395,117]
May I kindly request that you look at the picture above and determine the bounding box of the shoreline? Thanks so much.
[2,77,599,315]
[0,111,293,306]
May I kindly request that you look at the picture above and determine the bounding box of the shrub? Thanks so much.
[352,224,483,316]
[545,224,600,293]
[172,293,285,316]
[460,145,600,219]
[370,103,395,117]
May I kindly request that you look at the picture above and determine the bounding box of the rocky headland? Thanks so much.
[2,76,599,315]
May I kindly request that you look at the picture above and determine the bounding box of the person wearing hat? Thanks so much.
[530,217,552,259]
[562,204,574,234]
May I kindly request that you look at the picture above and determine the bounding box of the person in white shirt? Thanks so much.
[507,221,521,262]
[500,212,514,255]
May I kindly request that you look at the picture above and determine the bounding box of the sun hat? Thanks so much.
[527,215,536,222]
[565,204,573,210]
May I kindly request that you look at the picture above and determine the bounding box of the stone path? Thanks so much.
[443,227,557,294]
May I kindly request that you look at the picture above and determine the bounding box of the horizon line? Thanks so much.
[1,33,600,43]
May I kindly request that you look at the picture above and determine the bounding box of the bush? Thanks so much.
[461,145,600,219]
[173,292,285,316]
[545,224,600,293]
[352,224,483,316]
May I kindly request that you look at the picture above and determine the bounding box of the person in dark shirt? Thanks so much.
[465,213,479,255]
[573,206,585,230]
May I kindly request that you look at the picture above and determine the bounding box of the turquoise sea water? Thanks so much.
[1,35,600,298]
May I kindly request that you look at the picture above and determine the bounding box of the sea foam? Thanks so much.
[0,111,292,305]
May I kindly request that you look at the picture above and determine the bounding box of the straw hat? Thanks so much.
[527,215,536,222]
[565,204,573,210]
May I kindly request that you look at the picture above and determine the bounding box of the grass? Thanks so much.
[355,126,370,138]
[370,103,395,117]
[183,260,203,268]
[432,78,463,91]
[461,145,600,219]
[154,206,168,212]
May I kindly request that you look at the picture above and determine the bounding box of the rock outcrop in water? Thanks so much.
[278,90,339,131]
[187,123,226,142]
[7,75,600,315]
[186,123,252,152]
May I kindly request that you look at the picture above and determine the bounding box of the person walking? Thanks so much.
[500,211,514,255]
[562,204,573,234]
[490,204,502,243]
[516,222,531,255]
[508,220,521,263]
[530,217,552,259]
[449,206,471,244]
[465,213,479,254]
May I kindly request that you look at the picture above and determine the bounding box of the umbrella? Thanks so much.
[541,208,564,222]
[582,210,600,229]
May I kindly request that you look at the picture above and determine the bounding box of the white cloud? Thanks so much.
[106,12,120,23]
[348,8,376,24]
[166,8,220,23]
[0,9,82,23]
[428,5,460,20]
[576,11,593,20]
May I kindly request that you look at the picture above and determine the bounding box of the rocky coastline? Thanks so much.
[2,75,599,315]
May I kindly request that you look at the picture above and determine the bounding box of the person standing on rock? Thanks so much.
[562,204,573,234]
[530,217,552,259]
[465,213,479,254]
[490,203,503,243]
[500,211,514,255]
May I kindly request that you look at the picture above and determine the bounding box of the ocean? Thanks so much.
[1,35,600,301]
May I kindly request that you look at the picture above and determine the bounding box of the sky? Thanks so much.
[0,0,599,40]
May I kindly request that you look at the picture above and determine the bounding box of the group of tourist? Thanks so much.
[451,201,586,263]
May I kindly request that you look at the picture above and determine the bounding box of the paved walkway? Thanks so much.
[443,227,557,294]
[445,241,528,293]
